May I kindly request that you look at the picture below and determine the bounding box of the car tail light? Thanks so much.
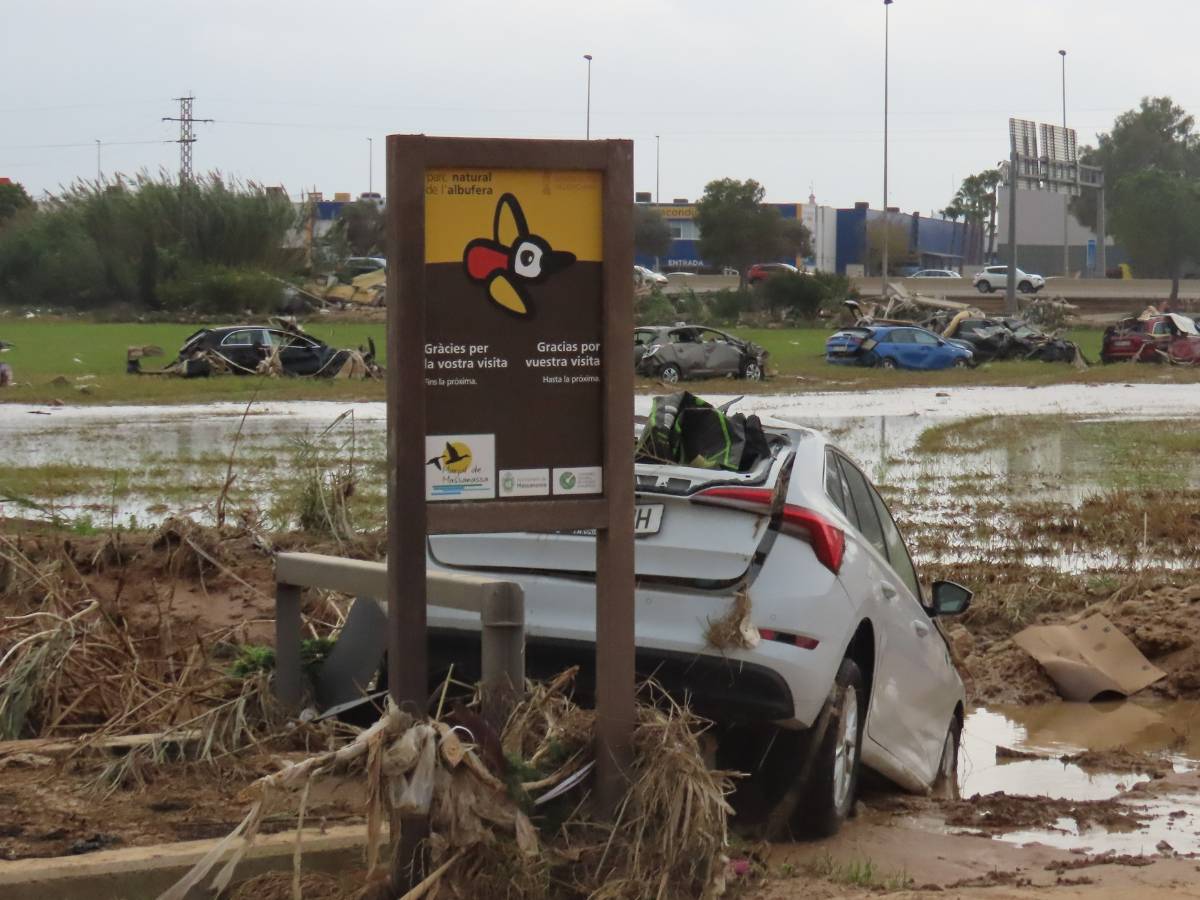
[690,486,845,573]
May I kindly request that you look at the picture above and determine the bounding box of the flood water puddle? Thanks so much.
[960,701,1200,855]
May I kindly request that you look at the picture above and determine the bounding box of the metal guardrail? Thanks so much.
[274,552,525,727]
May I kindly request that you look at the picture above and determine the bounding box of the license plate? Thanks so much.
[634,504,664,536]
[1112,339,1131,348]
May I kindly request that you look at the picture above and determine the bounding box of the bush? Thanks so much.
[635,289,677,325]
[760,272,828,320]
[708,289,753,325]
[0,173,296,312]
[675,288,712,325]
[157,265,283,314]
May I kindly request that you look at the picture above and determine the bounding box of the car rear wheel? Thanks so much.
[803,658,865,837]
[976,281,992,294]
[658,363,681,384]
[878,356,897,370]
[1018,280,1033,293]
[741,361,763,381]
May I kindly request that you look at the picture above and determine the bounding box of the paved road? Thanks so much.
[661,274,1195,319]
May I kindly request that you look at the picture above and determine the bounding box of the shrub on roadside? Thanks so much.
[0,174,296,313]
[708,288,754,325]
[635,289,677,325]
[157,265,283,315]
[760,272,827,320]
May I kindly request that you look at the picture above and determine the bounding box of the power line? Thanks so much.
[162,95,212,183]
[0,139,168,150]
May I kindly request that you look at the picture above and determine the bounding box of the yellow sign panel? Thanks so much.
[425,168,603,266]
[658,205,696,219]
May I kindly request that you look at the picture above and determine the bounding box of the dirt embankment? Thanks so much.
[934,568,1200,705]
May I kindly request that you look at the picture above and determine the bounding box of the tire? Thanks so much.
[953,357,968,369]
[878,356,897,370]
[658,363,681,384]
[976,281,992,294]
[741,360,763,381]
[1018,280,1033,294]
[801,658,866,837]
[931,716,962,800]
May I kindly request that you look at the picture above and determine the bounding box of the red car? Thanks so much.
[747,262,800,285]
[1101,314,1200,364]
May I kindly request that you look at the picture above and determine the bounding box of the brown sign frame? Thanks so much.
[385,135,635,805]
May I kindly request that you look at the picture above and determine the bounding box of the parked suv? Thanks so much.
[424,418,971,835]
[972,265,1045,294]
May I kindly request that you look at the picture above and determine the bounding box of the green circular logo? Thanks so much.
[559,471,577,491]
[502,473,515,492]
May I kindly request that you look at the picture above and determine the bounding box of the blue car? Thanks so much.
[826,325,974,370]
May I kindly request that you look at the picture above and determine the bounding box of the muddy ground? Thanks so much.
[4,519,1200,899]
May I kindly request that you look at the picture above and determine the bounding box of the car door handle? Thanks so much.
[912,620,930,638]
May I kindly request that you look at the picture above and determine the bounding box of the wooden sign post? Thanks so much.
[386,135,635,812]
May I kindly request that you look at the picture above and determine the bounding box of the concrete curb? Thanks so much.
[0,824,375,900]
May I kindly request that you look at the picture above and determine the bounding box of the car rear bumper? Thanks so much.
[428,628,795,723]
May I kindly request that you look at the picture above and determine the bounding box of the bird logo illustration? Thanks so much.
[462,193,576,316]
[426,441,473,473]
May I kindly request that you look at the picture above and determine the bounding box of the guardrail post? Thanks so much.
[480,583,525,731]
[275,581,303,712]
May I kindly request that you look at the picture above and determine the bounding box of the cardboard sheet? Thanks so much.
[1013,614,1166,702]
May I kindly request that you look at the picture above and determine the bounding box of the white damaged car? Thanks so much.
[425,418,971,836]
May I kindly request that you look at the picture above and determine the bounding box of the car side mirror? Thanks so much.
[936,339,945,346]
[930,580,972,617]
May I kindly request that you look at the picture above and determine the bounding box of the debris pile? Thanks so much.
[166,669,737,900]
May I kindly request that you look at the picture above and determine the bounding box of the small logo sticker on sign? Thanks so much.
[498,468,550,498]
[552,466,602,496]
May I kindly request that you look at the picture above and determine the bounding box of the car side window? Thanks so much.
[912,330,939,346]
[868,485,921,600]
[221,330,258,346]
[890,330,915,344]
[634,330,656,346]
[836,457,887,559]
[824,449,847,515]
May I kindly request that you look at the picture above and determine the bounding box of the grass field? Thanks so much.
[0,319,1196,405]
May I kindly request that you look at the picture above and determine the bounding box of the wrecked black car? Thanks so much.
[634,325,767,383]
[923,312,1081,365]
[127,321,379,379]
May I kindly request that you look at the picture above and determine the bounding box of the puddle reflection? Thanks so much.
[962,702,1200,855]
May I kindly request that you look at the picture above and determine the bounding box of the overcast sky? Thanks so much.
[2,0,1193,216]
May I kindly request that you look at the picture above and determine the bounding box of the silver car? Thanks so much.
[634,325,768,383]
[426,418,971,836]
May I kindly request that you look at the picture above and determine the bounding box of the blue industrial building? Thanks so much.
[834,202,980,275]
[635,199,979,276]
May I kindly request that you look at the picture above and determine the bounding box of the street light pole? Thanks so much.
[655,134,660,203]
[882,0,892,284]
[367,137,373,195]
[1060,49,1069,278]
[95,139,101,182]
[584,54,593,139]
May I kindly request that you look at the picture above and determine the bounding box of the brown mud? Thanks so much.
[929,565,1200,705]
